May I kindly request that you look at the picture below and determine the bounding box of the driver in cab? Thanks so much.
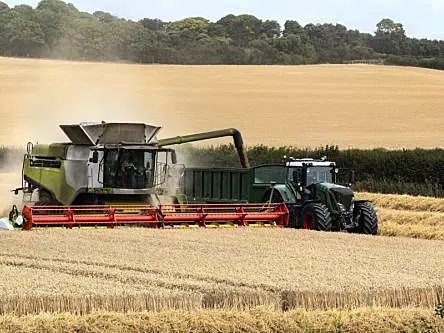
[121,153,144,187]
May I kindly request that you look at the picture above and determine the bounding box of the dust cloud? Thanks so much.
[0,58,174,146]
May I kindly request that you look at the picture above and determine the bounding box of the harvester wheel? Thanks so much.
[300,203,332,231]
[351,202,378,235]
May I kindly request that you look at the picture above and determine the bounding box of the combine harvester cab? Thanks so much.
[11,122,288,230]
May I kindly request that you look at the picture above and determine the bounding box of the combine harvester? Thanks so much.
[10,123,288,230]
[10,122,377,234]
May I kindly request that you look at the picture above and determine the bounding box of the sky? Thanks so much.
[4,0,444,40]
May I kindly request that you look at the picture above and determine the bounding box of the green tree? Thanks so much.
[3,5,45,57]
[166,17,209,48]
[0,2,11,54]
[139,18,166,31]
[105,19,155,62]
[93,11,116,23]
[35,0,80,55]
[283,20,304,37]
[261,20,280,38]
[71,18,106,60]
[373,18,406,55]
[207,22,225,37]
[217,14,262,46]
[0,5,443,69]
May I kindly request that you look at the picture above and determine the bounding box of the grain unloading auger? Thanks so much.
[11,122,288,230]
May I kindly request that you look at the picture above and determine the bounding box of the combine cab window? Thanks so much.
[104,150,155,189]
[103,151,119,187]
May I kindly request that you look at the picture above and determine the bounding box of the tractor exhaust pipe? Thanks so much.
[157,128,250,168]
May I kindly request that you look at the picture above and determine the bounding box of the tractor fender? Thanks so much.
[262,185,298,204]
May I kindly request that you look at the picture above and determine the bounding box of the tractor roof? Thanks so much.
[286,159,335,167]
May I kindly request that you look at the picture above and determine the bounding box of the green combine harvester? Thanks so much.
[10,122,377,234]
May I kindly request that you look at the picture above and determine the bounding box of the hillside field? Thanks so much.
[1,57,444,148]
[1,58,444,331]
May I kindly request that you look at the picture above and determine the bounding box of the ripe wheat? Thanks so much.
[357,192,444,212]
[1,58,444,148]
[0,308,443,333]
[0,229,442,315]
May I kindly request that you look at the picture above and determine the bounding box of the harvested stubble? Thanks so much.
[377,208,444,240]
[0,308,442,333]
[357,192,444,212]
[356,192,444,240]
[0,229,442,315]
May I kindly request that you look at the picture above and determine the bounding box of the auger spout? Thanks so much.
[158,128,250,168]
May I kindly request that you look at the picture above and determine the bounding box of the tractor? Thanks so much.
[183,158,378,234]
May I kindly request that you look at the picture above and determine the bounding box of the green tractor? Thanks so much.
[262,158,377,234]
[183,158,378,234]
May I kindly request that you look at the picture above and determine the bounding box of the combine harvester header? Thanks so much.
[11,122,288,230]
[21,203,289,230]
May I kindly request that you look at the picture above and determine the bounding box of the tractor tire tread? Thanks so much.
[301,203,332,231]
[354,202,378,235]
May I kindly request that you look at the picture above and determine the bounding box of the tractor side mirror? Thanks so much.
[89,151,99,163]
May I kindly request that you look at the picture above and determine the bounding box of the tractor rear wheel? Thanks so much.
[351,202,378,235]
[300,203,332,231]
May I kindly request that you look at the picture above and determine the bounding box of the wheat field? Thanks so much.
[0,228,442,316]
[0,308,442,333]
[1,57,444,148]
[1,58,444,330]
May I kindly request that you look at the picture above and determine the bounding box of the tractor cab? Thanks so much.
[286,159,337,187]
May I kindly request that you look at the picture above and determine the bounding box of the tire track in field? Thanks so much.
[0,258,214,294]
[0,253,279,294]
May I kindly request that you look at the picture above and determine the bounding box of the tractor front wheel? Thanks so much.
[300,203,332,231]
[351,202,378,235]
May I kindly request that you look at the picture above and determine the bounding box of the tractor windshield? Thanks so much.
[306,166,333,184]
[104,150,155,189]
[289,166,334,185]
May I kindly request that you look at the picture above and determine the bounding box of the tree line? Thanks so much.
[2,144,444,197]
[0,0,443,69]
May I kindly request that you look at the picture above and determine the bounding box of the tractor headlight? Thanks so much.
[338,203,346,212]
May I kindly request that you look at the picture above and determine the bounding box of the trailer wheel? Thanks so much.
[351,202,378,235]
[300,203,332,231]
